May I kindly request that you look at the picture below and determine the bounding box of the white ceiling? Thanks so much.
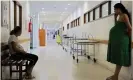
[29,1,84,28]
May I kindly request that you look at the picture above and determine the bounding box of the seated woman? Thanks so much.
[8,27,38,79]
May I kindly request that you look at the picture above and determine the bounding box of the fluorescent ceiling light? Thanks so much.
[65,8,67,10]
[54,5,56,7]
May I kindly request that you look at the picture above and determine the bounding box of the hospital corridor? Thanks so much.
[1,0,133,80]
[31,40,123,80]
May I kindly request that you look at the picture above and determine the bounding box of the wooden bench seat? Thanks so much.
[1,44,29,80]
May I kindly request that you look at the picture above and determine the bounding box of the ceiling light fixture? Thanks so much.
[65,8,67,10]
[68,4,70,5]
[42,8,44,10]
[54,5,56,8]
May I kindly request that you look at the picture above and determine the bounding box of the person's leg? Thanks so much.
[113,65,122,80]
[106,65,122,80]
[24,53,38,76]
[11,53,38,78]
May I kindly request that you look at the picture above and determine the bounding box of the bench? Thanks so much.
[1,44,29,80]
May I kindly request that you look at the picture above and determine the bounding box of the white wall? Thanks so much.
[32,16,39,48]
[1,1,30,49]
[62,1,132,80]
[1,1,10,43]
[17,1,30,40]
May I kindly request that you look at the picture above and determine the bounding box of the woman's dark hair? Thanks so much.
[10,26,21,35]
[10,30,14,35]
[114,3,131,23]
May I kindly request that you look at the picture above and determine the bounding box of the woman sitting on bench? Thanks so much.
[8,26,38,79]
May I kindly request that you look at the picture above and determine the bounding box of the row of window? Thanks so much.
[71,17,80,28]
[84,1,120,23]
[63,1,120,31]
[66,17,80,30]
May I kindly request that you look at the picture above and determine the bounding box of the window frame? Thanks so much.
[78,17,80,26]
[76,19,77,26]
[74,20,76,27]
[63,27,64,31]
[83,1,112,24]
[13,1,22,29]
[67,23,69,30]
[101,2,109,17]
[70,17,80,28]
[84,14,86,23]
[93,9,95,20]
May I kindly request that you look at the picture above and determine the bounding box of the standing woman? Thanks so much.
[107,3,132,80]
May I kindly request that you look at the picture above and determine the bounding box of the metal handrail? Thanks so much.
[88,33,94,40]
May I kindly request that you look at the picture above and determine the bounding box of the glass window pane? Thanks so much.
[75,20,76,26]
[85,13,88,22]
[16,6,19,26]
[102,2,108,17]
[67,24,69,29]
[78,18,80,26]
[95,8,99,19]
[74,21,75,27]
[72,22,73,27]
[77,19,78,26]
[90,11,93,21]
[84,15,86,23]
[73,21,74,27]
[11,1,14,30]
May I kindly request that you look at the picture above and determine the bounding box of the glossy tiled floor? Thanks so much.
[2,40,125,80]
[30,40,124,80]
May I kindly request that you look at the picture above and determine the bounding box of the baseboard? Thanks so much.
[96,60,114,72]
